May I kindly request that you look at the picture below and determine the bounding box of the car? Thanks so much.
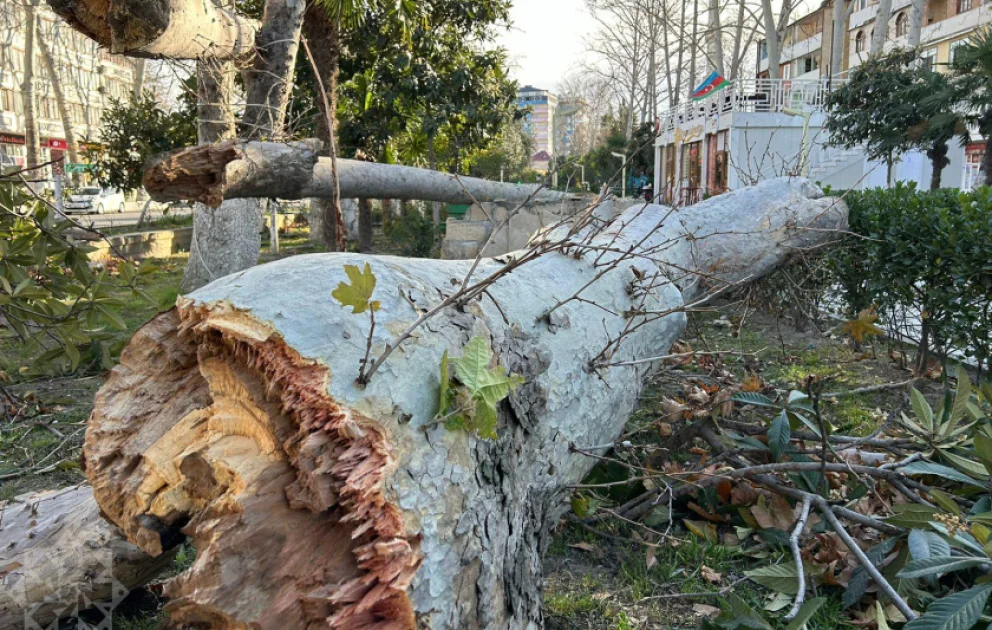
[63,187,127,214]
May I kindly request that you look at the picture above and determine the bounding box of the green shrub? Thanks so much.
[830,184,992,375]
[383,207,441,258]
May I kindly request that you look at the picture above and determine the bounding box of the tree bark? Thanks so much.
[80,178,845,629]
[37,28,81,168]
[830,0,853,79]
[0,486,174,628]
[927,140,949,190]
[303,4,345,251]
[761,0,781,79]
[182,44,263,293]
[709,0,726,77]
[907,0,925,48]
[239,0,306,140]
[46,0,258,60]
[132,59,146,100]
[358,198,373,253]
[22,0,41,170]
[870,0,893,55]
[143,140,571,207]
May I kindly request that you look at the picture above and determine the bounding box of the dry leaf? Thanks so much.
[592,592,612,601]
[646,544,657,570]
[693,604,721,618]
[701,566,723,584]
[741,373,763,392]
[657,422,674,437]
[569,542,598,553]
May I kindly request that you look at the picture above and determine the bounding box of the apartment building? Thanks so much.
[517,86,559,171]
[555,98,588,158]
[0,3,139,173]
[655,0,991,203]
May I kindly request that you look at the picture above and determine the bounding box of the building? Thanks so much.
[517,86,559,170]
[555,98,588,158]
[0,3,139,175]
[655,0,991,203]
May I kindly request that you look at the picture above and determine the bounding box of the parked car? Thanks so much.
[63,187,127,214]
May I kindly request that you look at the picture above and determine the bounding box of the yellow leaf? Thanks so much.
[332,263,377,314]
[843,306,884,344]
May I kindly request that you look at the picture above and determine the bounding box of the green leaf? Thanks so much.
[768,411,791,462]
[452,336,491,394]
[732,392,777,408]
[941,449,991,480]
[745,562,815,596]
[908,529,952,562]
[786,597,828,630]
[332,263,377,314]
[471,397,498,440]
[446,336,525,440]
[930,489,963,516]
[898,556,988,578]
[95,303,127,331]
[944,372,973,437]
[974,433,992,476]
[904,584,992,630]
[714,594,773,630]
[438,350,451,417]
[911,387,935,433]
[843,537,899,608]
[901,461,989,488]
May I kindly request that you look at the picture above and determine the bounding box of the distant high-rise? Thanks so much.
[517,86,558,171]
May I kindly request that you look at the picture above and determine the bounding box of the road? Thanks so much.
[62,201,193,230]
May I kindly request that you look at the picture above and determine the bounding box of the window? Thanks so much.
[0,89,21,114]
[855,30,866,53]
[921,47,937,71]
[951,38,972,63]
[895,12,909,37]
[958,0,973,12]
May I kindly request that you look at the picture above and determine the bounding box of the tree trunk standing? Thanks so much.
[709,0,726,76]
[870,0,893,55]
[428,132,441,225]
[729,0,747,79]
[382,198,394,233]
[239,0,306,139]
[907,0,925,48]
[36,30,80,167]
[182,48,264,293]
[689,0,699,96]
[984,133,992,186]
[762,0,781,79]
[22,0,40,170]
[927,140,949,190]
[830,0,851,79]
[132,59,146,100]
[303,5,345,251]
[80,179,847,630]
[358,198,373,252]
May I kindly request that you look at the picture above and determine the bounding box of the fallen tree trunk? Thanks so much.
[79,179,845,628]
[46,0,258,59]
[0,486,174,628]
[143,140,569,207]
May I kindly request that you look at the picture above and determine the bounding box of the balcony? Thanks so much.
[657,78,840,137]
[759,33,824,71]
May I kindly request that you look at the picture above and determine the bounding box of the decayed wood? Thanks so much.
[80,179,847,629]
[143,140,569,207]
[46,0,258,59]
[0,486,174,628]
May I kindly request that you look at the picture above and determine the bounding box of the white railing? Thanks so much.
[659,78,843,134]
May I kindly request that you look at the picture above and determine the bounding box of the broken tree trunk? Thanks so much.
[0,486,174,628]
[46,0,258,59]
[80,179,845,629]
[143,140,569,207]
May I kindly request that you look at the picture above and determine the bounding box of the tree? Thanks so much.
[947,28,992,186]
[29,177,844,629]
[36,19,81,169]
[465,116,534,182]
[22,0,40,170]
[825,51,922,186]
[909,67,962,190]
[88,92,197,193]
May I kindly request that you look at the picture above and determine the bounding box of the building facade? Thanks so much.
[517,86,559,170]
[656,0,990,202]
[555,98,588,158]
[0,3,139,174]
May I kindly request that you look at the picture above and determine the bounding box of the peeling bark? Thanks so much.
[80,179,846,629]
[143,140,569,207]
[46,0,258,59]
[0,486,174,628]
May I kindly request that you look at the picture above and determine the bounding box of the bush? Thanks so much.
[830,184,992,375]
[384,207,441,258]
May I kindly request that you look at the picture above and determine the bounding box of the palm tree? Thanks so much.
[948,28,992,186]
[913,66,965,190]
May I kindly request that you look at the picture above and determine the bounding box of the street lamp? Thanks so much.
[782,107,812,177]
[611,152,627,198]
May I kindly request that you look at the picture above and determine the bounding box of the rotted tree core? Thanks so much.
[84,305,420,629]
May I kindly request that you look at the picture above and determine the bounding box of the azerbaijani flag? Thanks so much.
[691,72,731,101]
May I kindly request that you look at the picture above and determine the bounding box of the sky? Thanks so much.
[497,0,599,93]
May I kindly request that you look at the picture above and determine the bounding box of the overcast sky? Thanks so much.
[497,0,599,93]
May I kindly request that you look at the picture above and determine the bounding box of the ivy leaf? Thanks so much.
[903,584,992,630]
[332,263,378,314]
[768,411,791,462]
